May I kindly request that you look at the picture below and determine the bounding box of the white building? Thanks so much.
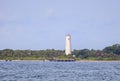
[65,34,71,55]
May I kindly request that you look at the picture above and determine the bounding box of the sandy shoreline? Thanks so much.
[76,60,120,62]
[0,60,120,62]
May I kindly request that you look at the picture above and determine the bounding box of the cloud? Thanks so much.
[0,26,25,38]
[0,10,27,23]
[0,12,15,22]
[0,27,16,39]
[0,13,9,21]
[47,8,55,17]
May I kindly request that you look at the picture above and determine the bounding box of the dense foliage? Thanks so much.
[0,44,120,60]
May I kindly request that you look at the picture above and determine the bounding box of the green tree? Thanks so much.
[73,49,90,59]
[103,44,120,55]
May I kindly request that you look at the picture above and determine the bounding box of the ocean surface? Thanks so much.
[0,61,120,81]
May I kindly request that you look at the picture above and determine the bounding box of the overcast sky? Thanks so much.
[0,0,120,50]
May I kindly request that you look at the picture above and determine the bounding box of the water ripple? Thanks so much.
[0,61,120,81]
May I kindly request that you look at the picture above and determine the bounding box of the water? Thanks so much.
[0,61,120,81]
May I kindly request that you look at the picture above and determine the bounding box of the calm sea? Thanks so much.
[0,61,120,81]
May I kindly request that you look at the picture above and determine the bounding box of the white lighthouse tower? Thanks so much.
[65,34,71,55]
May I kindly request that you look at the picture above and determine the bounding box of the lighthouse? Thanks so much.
[65,34,71,55]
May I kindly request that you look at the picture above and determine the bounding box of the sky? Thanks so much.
[0,0,120,50]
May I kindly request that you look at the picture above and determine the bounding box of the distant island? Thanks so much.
[0,44,120,61]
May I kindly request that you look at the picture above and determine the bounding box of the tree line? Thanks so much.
[0,44,120,60]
